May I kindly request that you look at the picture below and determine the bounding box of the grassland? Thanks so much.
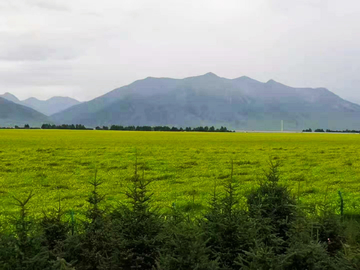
[1,130,360,218]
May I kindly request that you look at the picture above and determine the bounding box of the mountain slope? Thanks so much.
[0,93,81,115]
[22,96,81,116]
[51,73,360,130]
[0,97,50,127]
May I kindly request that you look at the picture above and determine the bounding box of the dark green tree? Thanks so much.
[202,162,253,270]
[108,162,163,269]
[157,207,219,270]
[66,172,111,270]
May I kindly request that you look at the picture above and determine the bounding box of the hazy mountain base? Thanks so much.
[52,93,360,131]
[51,73,360,130]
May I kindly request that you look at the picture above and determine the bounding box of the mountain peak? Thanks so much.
[1,92,20,103]
[234,76,262,84]
[238,76,252,80]
[47,96,79,102]
[24,97,39,102]
[203,72,218,77]
[184,72,221,81]
[266,79,277,84]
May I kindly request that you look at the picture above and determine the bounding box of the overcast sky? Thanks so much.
[1,0,360,103]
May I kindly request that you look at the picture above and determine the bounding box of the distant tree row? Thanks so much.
[326,129,360,133]
[41,124,88,130]
[303,128,325,132]
[2,124,233,132]
[303,128,360,133]
[16,124,32,129]
[96,125,234,132]
[0,124,40,129]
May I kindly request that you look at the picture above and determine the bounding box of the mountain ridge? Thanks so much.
[51,73,360,130]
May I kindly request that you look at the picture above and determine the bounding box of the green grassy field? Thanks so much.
[1,130,360,217]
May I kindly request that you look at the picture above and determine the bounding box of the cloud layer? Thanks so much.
[0,0,359,102]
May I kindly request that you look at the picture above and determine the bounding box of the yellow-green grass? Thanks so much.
[1,130,360,218]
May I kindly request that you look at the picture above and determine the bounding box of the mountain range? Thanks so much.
[2,73,360,130]
[51,73,360,131]
[0,93,81,116]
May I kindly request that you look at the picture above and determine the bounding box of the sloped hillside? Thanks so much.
[0,97,50,127]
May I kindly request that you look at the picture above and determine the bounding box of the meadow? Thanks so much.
[1,129,360,217]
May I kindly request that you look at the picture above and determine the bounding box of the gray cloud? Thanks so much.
[0,32,92,61]
[0,0,360,103]
[30,1,70,12]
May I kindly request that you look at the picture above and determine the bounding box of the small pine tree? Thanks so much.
[202,162,252,270]
[41,197,69,252]
[247,160,297,243]
[108,161,163,269]
[11,192,49,269]
[68,172,112,270]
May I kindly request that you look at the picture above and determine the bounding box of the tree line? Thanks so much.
[96,125,233,132]
[41,124,90,130]
[303,128,360,133]
[0,124,40,129]
[0,161,359,269]
[1,124,234,132]
[326,129,360,133]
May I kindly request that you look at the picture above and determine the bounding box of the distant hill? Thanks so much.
[22,96,81,116]
[0,97,50,127]
[0,93,81,115]
[51,73,360,130]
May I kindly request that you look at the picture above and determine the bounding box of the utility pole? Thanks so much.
[281,120,284,132]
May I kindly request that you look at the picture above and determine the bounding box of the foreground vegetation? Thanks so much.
[1,130,360,268]
[1,161,360,269]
